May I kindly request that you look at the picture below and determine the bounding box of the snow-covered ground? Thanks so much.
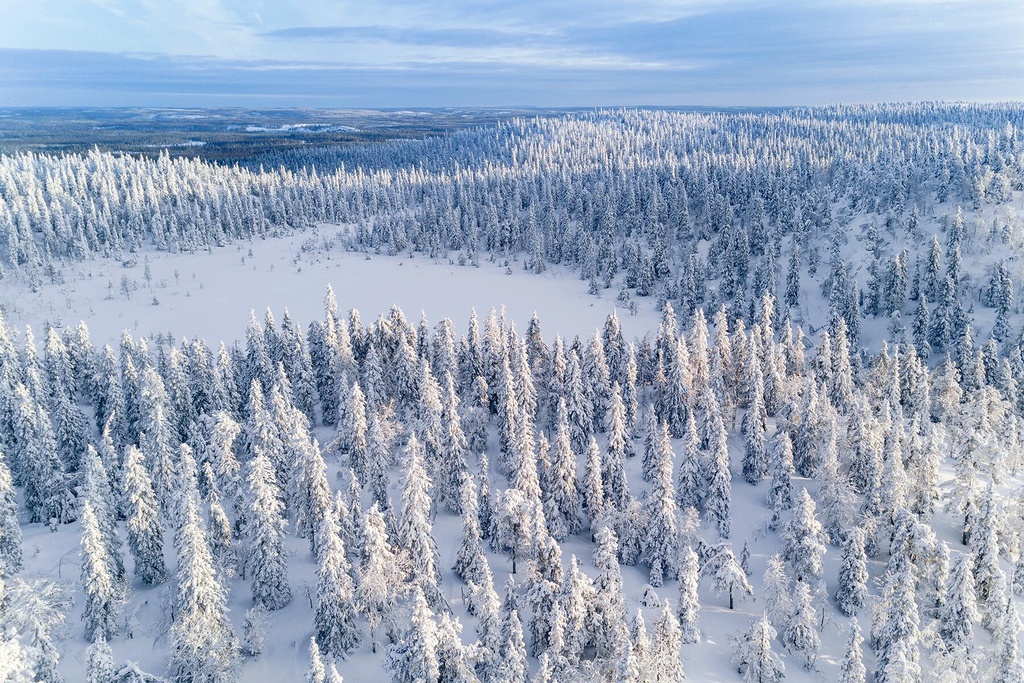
[0,226,660,349]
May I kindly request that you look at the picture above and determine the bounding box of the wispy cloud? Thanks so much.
[261,25,549,49]
[1,0,1022,106]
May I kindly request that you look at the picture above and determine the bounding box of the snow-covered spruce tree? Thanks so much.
[971,486,1002,604]
[839,619,866,683]
[911,425,940,520]
[80,500,118,643]
[462,377,490,457]
[559,555,596,665]
[543,335,566,430]
[0,449,23,576]
[124,445,167,585]
[829,318,856,412]
[385,585,440,683]
[138,366,178,513]
[741,359,769,484]
[564,351,593,456]
[239,602,268,663]
[358,342,384,414]
[397,433,443,604]
[676,412,703,512]
[991,599,1024,683]
[835,527,868,617]
[328,379,363,461]
[295,434,333,558]
[608,494,642,568]
[732,613,784,683]
[592,525,628,660]
[208,497,235,577]
[660,335,691,438]
[981,563,1009,636]
[877,421,910,528]
[793,382,830,478]
[48,371,90,475]
[642,420,678,587]
[314,507,361,658]
[929,275,957,353]
[689,307,712,399]
[245,311,274,400]
[581,436,605,532]
[704,543,753,610]
[94,347,126,442]
[438,372,469,516]
[651,602,684,681]
[468,563,503,674]
[533,652,557,683]
[476,452,497,546]
[703,408,732,539]
[761,553,791,630]
[365,409,392,511]
[782,487,827,583]
[84,634,117,683]
[431,318,459,388]
[415,358,445,467]
[356,503,404,654]
[453,475,487,587]
[583,332,612,435]
[166,346,199,444]
[14,385,74,525]
[677,545,701,643]
[541,603,572,677]
[782,579,820,670]
[522,553,559,659]
[939,553,977,653]
[95,419,126,520]
[921,539,949,620]
[215,343,243,420]
[512,334,539,426]
[244,377,283,476]
[602,383,631,512]
[817,422,854,543]
[544,398,582,540]
[495,607,529,683]
[508,404,543,505]
[245,448,291,610]
[436,611,476,683]
[618,609,650,682]
[306,637,326,683]
[266,383,304,506]
[83,445,124,582]
[786,241,801,310]
[640,405,659,483]
[1014,552,1024,598]
[169,494,240,683]
[496,480,545,576]
[347,470,368,557]
[204,410,244,532]
[2,578,70,682]
[497,354,520,469]
[872,568,920,681]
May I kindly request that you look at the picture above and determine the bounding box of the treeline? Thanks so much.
[2,106,1023,322]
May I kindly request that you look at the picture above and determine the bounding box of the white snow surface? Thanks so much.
[0,226,660,349]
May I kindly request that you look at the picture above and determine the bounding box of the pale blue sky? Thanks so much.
[2,0,1022,106]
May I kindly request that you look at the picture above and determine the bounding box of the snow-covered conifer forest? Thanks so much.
[2,104,1024,681]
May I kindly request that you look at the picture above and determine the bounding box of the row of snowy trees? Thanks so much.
[3,106,1023,332]
[2,289,1024,681]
